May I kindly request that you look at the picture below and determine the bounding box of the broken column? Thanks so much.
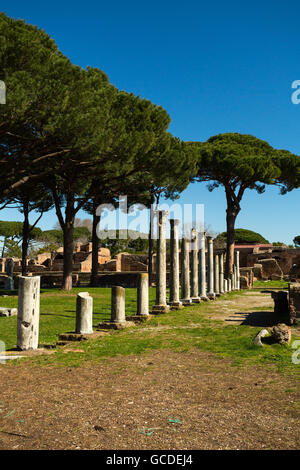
[214,253,220,296]
[181,236,192,305]
[137,273,149,316]
[17,276,40,351]
[169,219,182,309]
[76,292,93,334]
[111,286,126,323]
[219,252,224,294]
[151,210,170,314]
[207,236,215,299]
[5,258,14,290]
[191,229,200,303]
[224,278,228,293]
[198,232,208,300]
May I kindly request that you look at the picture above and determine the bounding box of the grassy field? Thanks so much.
[0,287,299,380]
[253,280,289,289]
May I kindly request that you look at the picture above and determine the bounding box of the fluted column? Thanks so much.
[214,253,220,296]
[191,229,200,303]
[169,219,182,310]
[151,210,170,314]
[219,252,224,294]
[198,232,208,300]
[235,251,240,290]
[207,236,215,299]
[181,237,192,305]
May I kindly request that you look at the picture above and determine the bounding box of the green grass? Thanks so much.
[0,287,299,380]
[253,280,289,289]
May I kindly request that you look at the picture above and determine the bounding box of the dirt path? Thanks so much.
[0,291,299,450]
[0,348,299,450]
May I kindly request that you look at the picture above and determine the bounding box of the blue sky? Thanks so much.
[1,0,300,243]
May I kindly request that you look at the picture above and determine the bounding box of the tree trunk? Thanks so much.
[2,237,6,258]
[21,199,29,276]
[225,204,238,279]
[62,194,75,291]
[90,200,100,286]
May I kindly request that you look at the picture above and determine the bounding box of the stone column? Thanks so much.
[219,253,224,294]
[111,286,126,323]
[191,229,200,303]
[169,219,182,310]
[231,270,235,291]
[17,276,40,350]
[198,232,208,300]
[214,253,220,296]
[228,278,232,292]
[224,278,228,293]
[5,258,14,290]
[180,236,192,305]
[137,273,149,315]
[151,210,170,314]
[235,251,240,290]
[207,236,215,299]
[76,292,93,334]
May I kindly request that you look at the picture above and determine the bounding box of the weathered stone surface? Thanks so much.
[271,323,291,344]
[239,267,254,289]
[289,282,300,324]
[76,292,93,334]
[253,329,270,346]
[137,273,149,315]
[111,286,126,322]
[260,258,283,280]
[17,276,40,351]
[0,307,17,317]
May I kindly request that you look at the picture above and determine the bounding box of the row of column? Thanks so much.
[151,211,240,313]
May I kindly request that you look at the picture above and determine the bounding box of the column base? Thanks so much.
[200,295,209,301]
[191,297,201,303]
[168,301,183,310]
[181,298,192,306]
[207,293,216,300]
[151,304,170,315]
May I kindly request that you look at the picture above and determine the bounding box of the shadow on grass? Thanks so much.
[241,310,279,327]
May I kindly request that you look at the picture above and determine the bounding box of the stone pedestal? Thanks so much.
[151,211,170,314]
[181,237,192,305]
[137,273,149,315]
[191,229,200,303]
[207,236,215,300]
[17,276,40,351]
[169,219,183,310]
[76,292,93,334]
